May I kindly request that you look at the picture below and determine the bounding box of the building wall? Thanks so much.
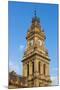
[23,56,51,87]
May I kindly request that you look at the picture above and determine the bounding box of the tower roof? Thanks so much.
[26,10,46,40]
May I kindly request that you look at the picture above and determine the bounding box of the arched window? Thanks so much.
[27,64,29,76]
[38,62,40,73]
[32,62,34,74]
[43,64,46,75]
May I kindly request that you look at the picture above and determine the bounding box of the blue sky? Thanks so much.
[8,1,58,85]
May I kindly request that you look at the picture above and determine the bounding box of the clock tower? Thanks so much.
[22,10,51,87]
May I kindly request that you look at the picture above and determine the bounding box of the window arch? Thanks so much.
[43,64,46,75]
[32,62,34,74]
[27,64,29,76]
[38,62,41,74]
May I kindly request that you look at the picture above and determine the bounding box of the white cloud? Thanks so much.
[51,76,59,86]
[50,66,58,86]
[9,60,21,75]
[50,67,58,72]
[19,45,24,50]
[9,60,16,72]
[19,45,25,59]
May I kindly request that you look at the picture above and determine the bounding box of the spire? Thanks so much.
[32,10,40,23]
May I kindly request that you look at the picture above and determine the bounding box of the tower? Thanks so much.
[22,10,51,87]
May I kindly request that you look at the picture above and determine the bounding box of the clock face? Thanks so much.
[38,40,42,46]
[30,40,33,46]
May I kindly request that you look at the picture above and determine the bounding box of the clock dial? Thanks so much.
[38,40,42,46]
[30,40,33,46]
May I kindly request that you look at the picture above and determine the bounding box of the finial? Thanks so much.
[32,10,40,23]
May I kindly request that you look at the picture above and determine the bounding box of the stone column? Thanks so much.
[40,62,43,75]
[46,64,50,76]
[23,64,27,77]
[28,61,33,81]
[34,59,39,76]
[29,61,32,75]
[34,79,39,87]
[48,64,50,76]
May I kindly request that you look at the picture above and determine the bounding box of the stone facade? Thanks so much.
[22,11,51,87]
[9,71,27,89]
[9,11,52,88]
